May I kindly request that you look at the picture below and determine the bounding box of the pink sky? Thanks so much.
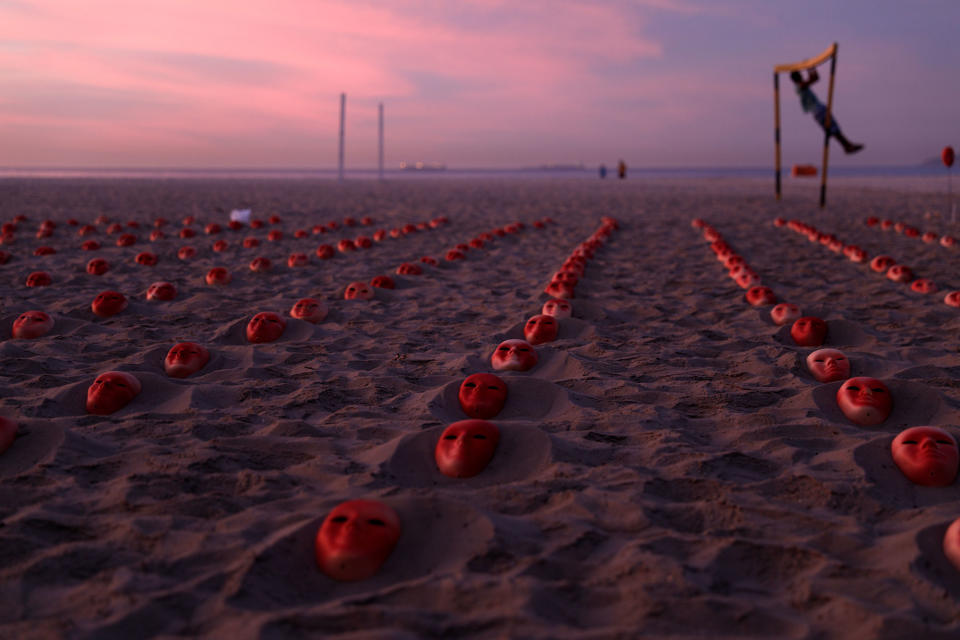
[1,0,957,168]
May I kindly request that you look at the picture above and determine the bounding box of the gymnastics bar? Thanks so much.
[773,42,838,207]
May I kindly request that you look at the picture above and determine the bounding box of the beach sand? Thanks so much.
[1,176,959,639]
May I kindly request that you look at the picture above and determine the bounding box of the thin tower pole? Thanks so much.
[950,168,955,224]
[819,44,837,209]
[773,72,782,201]
[378,103,384,182]
[338,93,346,182]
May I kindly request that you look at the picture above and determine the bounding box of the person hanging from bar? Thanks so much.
[790,69,863,154]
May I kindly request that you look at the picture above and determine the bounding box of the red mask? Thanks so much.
[246,312,287,343]
[445,249,465,261]
[870,255,895,273]
[91,291,128,318]
[344,282,374,300]
[81,240,101,250]
[458,373,508,419]
[243,237,260,248]
[944,518,960,571]
[212,240,229,252]
[86,371,141,415]
[135,251,158,266]
[146,281,177,302]
[805,348,850,383]
[315,244,335,259]
[177,246,197,260]
[836,377,892,426]
[770,303,801,326]
[25,271,52,287]
[891,426,958,487]
[735,272,761,289]
[945,291,960,308]
[0,416,16,455]
[12,310,54,339]
[396,262,423,276]
[420,256,438,266]
[435,419,501,478]
[337,239,356,252]
[491,339,538,372]
[315,499,401,581]
[544,281,575,299]
[910,279,937,294]
[86,258,110,275]
[790,316,827,347]
[149,230,164,242]
[542,298,572,319]
[249,257,271,272]
[370,275,395,290]
[116,233,136,247]
[267,230,282,242]
[206,267,232,286]
[290,298,328,323]
[745,286,776,306]
[164,342,210,378]
[205,223,221,235]
[287,253,309,268]
[524,314,559,345]
[886,265,913,283]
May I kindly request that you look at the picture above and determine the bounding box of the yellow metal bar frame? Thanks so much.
[774,42,837,73]
[773,42,838,207]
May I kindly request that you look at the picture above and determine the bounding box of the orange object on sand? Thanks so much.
[792,164,818,177]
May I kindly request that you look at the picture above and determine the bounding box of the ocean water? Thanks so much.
[0,165,951,181]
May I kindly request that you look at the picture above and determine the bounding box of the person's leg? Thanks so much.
[814,104,863,154]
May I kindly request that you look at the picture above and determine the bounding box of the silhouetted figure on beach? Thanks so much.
[617,160,626,179]
[790,69,863,154]
[599,164,607,179]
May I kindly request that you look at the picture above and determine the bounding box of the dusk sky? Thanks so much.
[1,0,957,169]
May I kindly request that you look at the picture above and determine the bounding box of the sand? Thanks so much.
[1,176,959,639]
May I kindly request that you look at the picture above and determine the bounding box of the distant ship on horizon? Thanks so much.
[399,161,446,171]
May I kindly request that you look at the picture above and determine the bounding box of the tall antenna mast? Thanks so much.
[338,93,346,181]
[378,102,384,181]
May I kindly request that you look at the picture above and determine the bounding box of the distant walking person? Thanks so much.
[790,69,863,154]
[599,164,607,179]
[617,159,627,179]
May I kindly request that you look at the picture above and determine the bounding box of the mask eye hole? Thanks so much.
[368,519,386,527]
[902,439,918,445]
[846,385,860,392]
[331,515,347,523]
[444,435,457,440]
[473,434,487,440]
[464,382,476,389]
